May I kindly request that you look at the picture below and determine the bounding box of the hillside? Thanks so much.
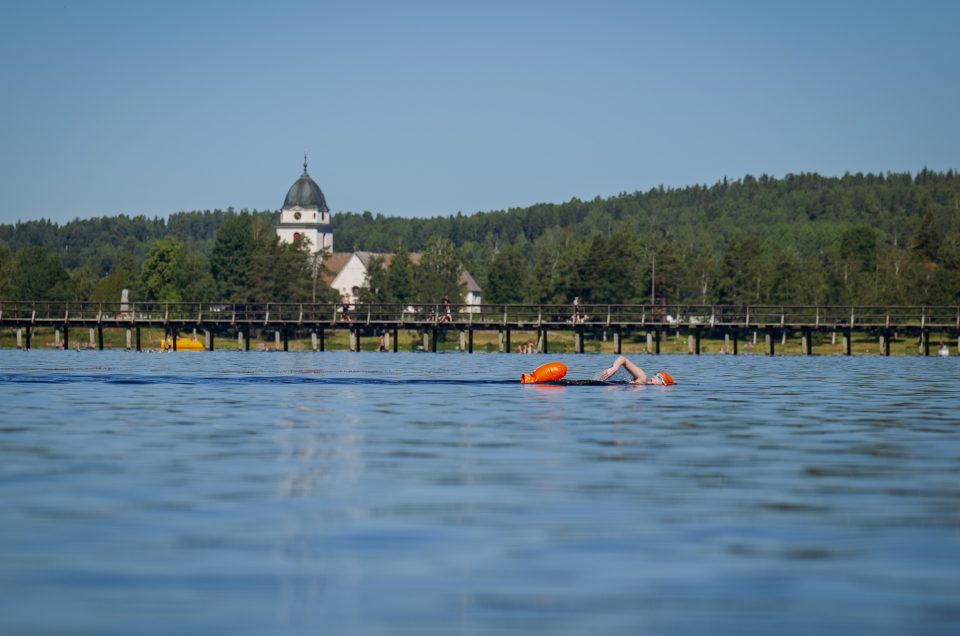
[1,170,958,306]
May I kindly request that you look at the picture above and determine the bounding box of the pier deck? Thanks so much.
[2,301,958,355]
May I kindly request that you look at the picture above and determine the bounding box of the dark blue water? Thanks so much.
[1,351,958,635]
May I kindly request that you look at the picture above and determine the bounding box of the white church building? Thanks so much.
[275,156,333,253]
[276,159,482,310]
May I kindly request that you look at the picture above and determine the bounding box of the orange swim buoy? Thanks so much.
[520,361,568,384]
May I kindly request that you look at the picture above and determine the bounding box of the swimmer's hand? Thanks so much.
[598,366,616,381]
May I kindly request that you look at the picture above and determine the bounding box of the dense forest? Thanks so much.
[1,170,958,307]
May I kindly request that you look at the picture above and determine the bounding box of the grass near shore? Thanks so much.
[0,326,954,356]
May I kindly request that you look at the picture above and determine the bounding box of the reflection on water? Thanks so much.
[1,351,958,635]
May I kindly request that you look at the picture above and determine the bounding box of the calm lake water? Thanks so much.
[1,350,958,635]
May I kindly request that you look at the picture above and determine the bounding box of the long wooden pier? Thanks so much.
[1,301,958,355]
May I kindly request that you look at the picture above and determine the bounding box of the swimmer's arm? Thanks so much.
[598,356,626,380]
[598,356,649,383]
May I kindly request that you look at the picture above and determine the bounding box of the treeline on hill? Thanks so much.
[0,170,958,307]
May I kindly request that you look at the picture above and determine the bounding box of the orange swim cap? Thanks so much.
[655,371,676,385]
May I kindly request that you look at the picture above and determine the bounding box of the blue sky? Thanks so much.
[1,0,957,224]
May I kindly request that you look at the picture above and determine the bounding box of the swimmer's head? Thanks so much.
[654,371,676,386]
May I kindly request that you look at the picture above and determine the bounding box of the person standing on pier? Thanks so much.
[442,293,452,322]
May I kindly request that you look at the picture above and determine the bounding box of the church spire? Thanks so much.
[303,153,308,176]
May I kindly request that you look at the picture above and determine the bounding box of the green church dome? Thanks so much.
[283,157,329,212]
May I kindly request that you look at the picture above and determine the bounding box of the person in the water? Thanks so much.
[598,356,675,385]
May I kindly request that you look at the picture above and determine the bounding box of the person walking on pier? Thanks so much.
[598,356,675,385]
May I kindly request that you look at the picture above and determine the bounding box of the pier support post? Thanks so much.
[55,329,61,348]
[688,327,701,355]
[171,328,177,352]
[880,331,890,356]
[282,329,288,352]
[920,329,930,356]
[238,330,244,351]
[422,329,430,352]
[801,328,812,355]
[244,329,250,351]
[459,329,466,352]
[135,328,141,352]
[613,329,622,354]
[24,326,31,350]
[723,331,739,355]
[842,330,852,356]
[319,328,326,352]
[352,330,360,352]
[765,328,775,356]
[16,327,22,350]
[62,326,69,350]
[275,330,282,351]
[731,330,739,355]
[431,327,438,352]
[89,328,96,349]
[539,329,548,354]
[499,328,510,353]
[311,331,318,352]
[646,331,653,354]
[468,329,474,354]
[126,328,132,350]
[97,326,104,351]
[206,330,214,351]
[654,329,661,354]
[391,328,397,352]
[574,329,584,354]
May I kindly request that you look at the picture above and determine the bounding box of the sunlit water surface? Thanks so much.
[1,351,958,635]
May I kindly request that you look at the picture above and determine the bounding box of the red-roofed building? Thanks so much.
[322,251,482,311]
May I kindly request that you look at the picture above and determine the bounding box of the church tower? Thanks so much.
[276,156,332,254]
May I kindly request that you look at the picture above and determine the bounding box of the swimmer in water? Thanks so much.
[598,356,675,385]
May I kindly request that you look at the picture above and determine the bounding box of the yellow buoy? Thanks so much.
[161,337,205,351]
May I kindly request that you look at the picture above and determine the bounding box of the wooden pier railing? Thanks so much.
[1,301,958,355]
